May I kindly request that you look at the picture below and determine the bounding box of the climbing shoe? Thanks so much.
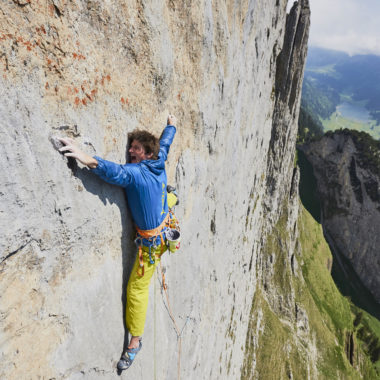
[117,339,142,371]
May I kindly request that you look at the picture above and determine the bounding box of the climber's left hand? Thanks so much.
[59,137,98,168]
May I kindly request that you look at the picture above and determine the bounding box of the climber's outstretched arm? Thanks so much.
[59,137,133,187]
[159,114,177,162]
[59,137,98,168]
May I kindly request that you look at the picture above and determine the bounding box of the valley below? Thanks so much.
[323,98,380,139]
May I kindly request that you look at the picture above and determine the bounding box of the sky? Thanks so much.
[287,0,380,56]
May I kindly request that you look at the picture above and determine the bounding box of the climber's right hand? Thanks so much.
[167,114,176,126]
[59,137,98,168]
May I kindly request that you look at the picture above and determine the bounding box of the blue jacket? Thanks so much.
[91,125,176,233]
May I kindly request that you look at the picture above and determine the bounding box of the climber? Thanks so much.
[59,115,177,371]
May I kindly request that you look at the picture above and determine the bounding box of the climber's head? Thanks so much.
[128,129,159,163]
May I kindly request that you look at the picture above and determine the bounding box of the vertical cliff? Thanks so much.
[0,1,354,379]
[300,130,380,305]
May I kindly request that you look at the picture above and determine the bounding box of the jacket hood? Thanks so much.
[140,157,165,175]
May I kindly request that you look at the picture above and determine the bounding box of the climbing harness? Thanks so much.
[135,212,170,276]
[134,190,180,277]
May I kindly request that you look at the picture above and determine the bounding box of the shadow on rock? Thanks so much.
[66,162,136,366]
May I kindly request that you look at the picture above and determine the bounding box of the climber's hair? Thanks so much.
[128,129,160,160]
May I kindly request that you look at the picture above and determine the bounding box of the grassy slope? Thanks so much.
[352,304,380,376]
[298,205,373,379]
[242,204,378,379]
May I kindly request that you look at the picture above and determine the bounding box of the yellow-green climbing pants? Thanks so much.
[126,245,167,337]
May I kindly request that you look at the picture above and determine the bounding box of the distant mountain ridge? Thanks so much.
[306,47,349,67]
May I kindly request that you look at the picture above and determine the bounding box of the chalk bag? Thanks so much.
[166,228,181,253]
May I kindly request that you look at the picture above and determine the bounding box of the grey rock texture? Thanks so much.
[301,130,380,303]
[266,0,310,220]
[1,0,309,379]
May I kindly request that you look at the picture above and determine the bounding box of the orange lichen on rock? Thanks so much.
[24,41,33,50]
[35,26,46,36]
[121,97,129,105]
[66,81,99,106]
[12,34,35,53]
[85,92,93,101]
[48,4,55,17]
[72,52,86,60]
[99,74,111,86]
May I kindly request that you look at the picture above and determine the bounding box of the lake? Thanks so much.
[323,100,380,140]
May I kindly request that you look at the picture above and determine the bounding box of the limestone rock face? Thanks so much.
[301,130,380,303]
[0,1,309,379]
